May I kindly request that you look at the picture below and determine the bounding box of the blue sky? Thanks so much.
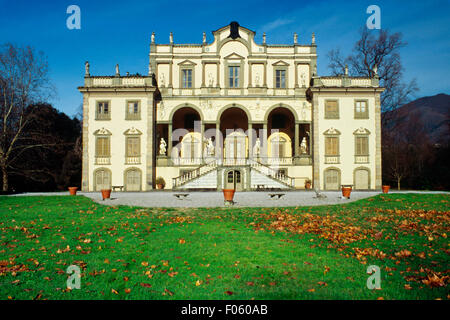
[0,0,449,117]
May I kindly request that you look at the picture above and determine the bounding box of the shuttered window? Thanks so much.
[126,101,140,119]
[325,137,339,155]
[182,69,192,88]
[229,66,239,88]
[355,100,368,118]
[275,69,286,88]
[126,137,140,157]
[325,100,339,119]
[96,137,110,157]
[355,136,369,155]
[96,101,110,120]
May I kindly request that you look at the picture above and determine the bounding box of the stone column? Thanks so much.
[263,62,267,87]
[146,94,155,190]
[247,123,253,159]
[294,122,300,157]
[262,123,268,164]
[375,93,382,189]
[201,62,206,87]
[201,122,205,163]
[81,94,89,191]
[248,62,252,87]
[215,123,221,164]
[312,94,320,190]
[168,123,173,158]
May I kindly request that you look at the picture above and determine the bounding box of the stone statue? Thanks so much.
[253,138,261,157]
[151,32,155,43]
[85,61,90,76]
[159,138,167,155]
[255,73,260,87]
[203,32,206,44]
[294,33,298,44]
[263,32,266,44]
[169,32,173,44]
[300,73,306,87]
[115,64,120,76]
[373,64,378,76]
[300,137,308,154]
[311,32,315,44]
[205,138,215,156]
[208,73,214,87]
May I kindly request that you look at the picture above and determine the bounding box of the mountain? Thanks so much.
[386,93,450,144]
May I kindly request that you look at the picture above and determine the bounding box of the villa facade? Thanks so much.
[78,22,384,192]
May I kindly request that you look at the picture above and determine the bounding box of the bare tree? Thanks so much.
[328,28,418,119]
[0,43,53,191]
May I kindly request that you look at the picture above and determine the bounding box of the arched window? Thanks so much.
[125,168,141,191]
[324,168,340,190]
[94,169,111,191]
[354,168,370,190]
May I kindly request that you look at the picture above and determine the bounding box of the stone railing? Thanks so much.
[172,157,203,166]
[172,159,217,188]
[86,76,152,87]
[95,156,111,165]
[266,157,293,165]
[355,155,369,163]
[325,155,340,164]
[125,156,141,164]
[248,159,294,187]
[312,76,379,87]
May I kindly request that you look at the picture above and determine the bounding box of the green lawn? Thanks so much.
[0,194,448,300]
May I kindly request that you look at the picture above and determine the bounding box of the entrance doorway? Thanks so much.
[225,170,243,191]
[224,132,247,165]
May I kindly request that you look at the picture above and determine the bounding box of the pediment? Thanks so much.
[224,52,245,60]
[94,127,112,136]
[177,59,197,66]
[353,127,371,135]
[123,127,142,135]
[323,127,341,135]
[272,60,290,66]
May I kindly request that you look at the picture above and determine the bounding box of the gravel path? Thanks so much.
[9,190,448,208]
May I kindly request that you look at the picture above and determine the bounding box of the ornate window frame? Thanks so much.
[324,99,339,119]
[323,127,341,164]
[95,100,111,120]
[353,127,370,163]
[272,60,289,89]
[354,99,369,119]
[125,100,141,120]
[178,60,196,89]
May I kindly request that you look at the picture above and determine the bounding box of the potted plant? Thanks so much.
[304,179,312,190]
[101,189,111,200]
[382,185,390,194]
[156,177,166,190]
[68,187,78,195]
[222,189,236,203]
[341,185,352,199]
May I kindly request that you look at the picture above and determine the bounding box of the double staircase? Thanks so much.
[172,158,295,190]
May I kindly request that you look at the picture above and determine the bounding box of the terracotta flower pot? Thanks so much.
[305,182,311,190]
[101,189,111,200]
[382,185,390,194]
[222,189,236,202]
[156,184,164,190]
[68,187,78,195]
[341,186,352,199]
